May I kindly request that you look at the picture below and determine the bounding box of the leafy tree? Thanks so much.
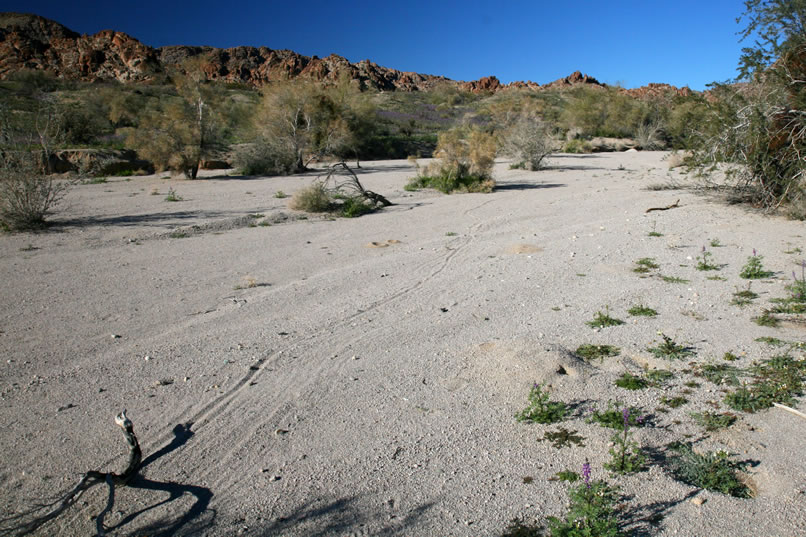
[247,76,376,175]
[691,1,806,212]
[123,61,227,178]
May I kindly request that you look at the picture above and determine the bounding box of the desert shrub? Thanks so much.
[288,183,331,212]
[0,152,68,231]
[406,127,496,193]
[689,2,806,211]
[498,114,554,170]
[0,98,71,230]
[562,138,593,153]
[123,64,227,178]
[665,442,752,498]
[232,139,297,176]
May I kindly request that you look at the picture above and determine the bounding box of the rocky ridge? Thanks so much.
[0,12,694,97]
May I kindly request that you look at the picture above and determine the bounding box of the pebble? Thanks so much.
[111,334,120,339]
[690,497,706,506]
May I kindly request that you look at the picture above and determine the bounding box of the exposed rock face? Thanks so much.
[459,75,502,93]
[0,13,697,99]
[622,82,694,99]
[0,13,162,81]
[0,13,450,91]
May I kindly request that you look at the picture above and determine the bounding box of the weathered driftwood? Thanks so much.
[2,411,142,537]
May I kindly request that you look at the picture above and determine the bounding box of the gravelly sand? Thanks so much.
[1,152,805,536]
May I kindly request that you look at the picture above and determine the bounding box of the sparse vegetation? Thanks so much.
[690,412,737,431]
[724,354,806,412]
[516,383,568,424]
[647,333,695,360]
[628,304,658,317]
[406,126,496,193]
[614,372,648,390]
[633,257,659,273]
[740,251,774,279]
[575,344,620,360]
[586,307,624,328]
[665,443,752,498]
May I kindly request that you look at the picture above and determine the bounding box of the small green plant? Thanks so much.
[665,442,752,498]
[589,401,645,430]
[648,222,663,237]
[540,427,586,449]
[646,368,675,386]
[575,344,620,360]
[661,275,690,284]
[445,231,458,236]
[660,395,688,408]
[695,247,720,271]
[164,188,183,202]
[724,354,806,412]
[707,275,728,281]
[740,249,774,279]
[731,283,758,307]
[723,351,740,361]
[502,518,544,537]
[555,470,580,482]
[784,247,803,254]
[586,307,624,328]
[755,336,787,347]
[274,190,288,198]
[690,411,737,431]
[769,261,806,314]
[548,463,624,537]
[516,383,568,424]
[169,231,188,239]
[604,408,647,474]
[753,310,780,327]
[698,363,742,386]
[633,257,660,273]
[627,304,657,317]
[709,238,724,247]
[647,333,696,360]
[614,372,648,390]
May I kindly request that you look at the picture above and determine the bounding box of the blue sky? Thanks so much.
[5,1,749,90]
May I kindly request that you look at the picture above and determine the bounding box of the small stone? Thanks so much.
[111,334,121,339]
[144,355,150,361]
[275,429,289,435]
[352,355,358,360]
[690,497,706,506]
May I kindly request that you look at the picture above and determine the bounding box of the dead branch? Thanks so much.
[1,411,142,537]
[772,402,806,420]
[645,199,681,213]
[320,161,392,207]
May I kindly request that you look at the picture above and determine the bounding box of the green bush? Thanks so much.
[406,127,496,193]
[562,138,593,154]
[288,183,331,212]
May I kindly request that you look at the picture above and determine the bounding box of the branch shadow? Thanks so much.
[54,209,253,229]
[110,422,215,536]
[255,496,434,537]
[494,182,566,191]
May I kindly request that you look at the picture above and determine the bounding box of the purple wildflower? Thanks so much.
[753,248,757,256]
[637,414,645,425]
[582,461,591,488]
[622,407,631,428]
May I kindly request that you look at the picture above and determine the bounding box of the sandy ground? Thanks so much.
[0,152,805,537]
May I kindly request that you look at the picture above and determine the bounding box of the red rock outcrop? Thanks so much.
[0,12,701,100]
